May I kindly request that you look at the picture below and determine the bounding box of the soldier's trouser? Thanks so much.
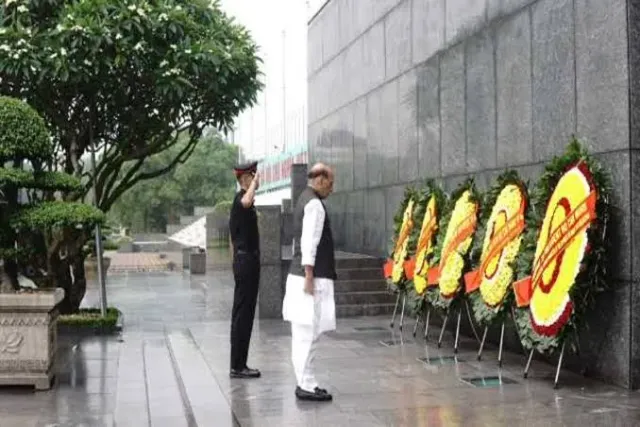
[230,251,260,370]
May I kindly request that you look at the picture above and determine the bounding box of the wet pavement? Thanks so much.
[1,270,640,426]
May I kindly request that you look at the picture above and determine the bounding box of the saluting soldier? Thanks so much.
[228,161,261,379]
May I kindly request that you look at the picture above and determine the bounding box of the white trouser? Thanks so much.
[283,275,335,392]
[291,321,321,392]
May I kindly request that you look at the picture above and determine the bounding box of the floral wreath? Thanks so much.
[425,178,481,312]
[512,138,610,354]
[383,186,419,291]
[465,170,528,328]
[403,180,447,316]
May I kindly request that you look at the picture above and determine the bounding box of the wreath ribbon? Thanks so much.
[464,211,525,293]
[513,189,597,307]
[427,210,477,286]
[383,259,393,278]
[403,216,438,280]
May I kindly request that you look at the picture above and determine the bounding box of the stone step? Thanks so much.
[335,256,383,270]
[336,303,396,318]
[334,291,397,306]
[336,268,384,281]
[334,279,389,293]
[166,329,236,427]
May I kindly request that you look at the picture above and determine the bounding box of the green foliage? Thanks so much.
[58,307,120,329]
[0,96,51,163]
[0,245,35,262]
[12,201,105,230]
[0,168,82,192]
[110,133,237,232]
[103,239,120,251]
[213,200,232,214]
[0,0,262,210]
[513,137,611,355]
[467,170,529,329]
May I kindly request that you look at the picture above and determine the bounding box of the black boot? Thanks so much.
[295,386,333,402]
[230,366,261,379]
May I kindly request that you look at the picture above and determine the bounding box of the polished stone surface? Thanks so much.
[2,271,640,426]
[531,0,576,162]
[495,10,533,167]
[575,0,629,154]
[307,0,638,388]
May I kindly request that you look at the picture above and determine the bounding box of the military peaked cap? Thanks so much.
[233,161,258,178]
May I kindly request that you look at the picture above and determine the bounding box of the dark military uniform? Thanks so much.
[229,161,261,378]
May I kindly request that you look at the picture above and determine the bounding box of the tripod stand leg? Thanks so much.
[523,349,534,379]
[477,326,488,361]
[399,294,406,331]
[553,343,566,390]
[437,312,449,348]
[424,309,431,341]
[390,291,400,328]
[498,322,505,367]
[453,310,462,354]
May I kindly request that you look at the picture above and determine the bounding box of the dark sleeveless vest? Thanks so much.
[290,187,337,280]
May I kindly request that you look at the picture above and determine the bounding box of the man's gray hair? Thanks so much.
[307,162,331,181]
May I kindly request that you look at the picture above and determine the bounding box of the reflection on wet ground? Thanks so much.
[1,270,639,426]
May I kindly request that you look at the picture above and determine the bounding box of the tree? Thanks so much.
[0,0,261,211]
[0,96,104,313]
[110,132,238,232]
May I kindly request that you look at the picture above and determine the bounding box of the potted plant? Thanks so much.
[0,97,104,390]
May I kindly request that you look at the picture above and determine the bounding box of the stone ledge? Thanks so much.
[0,288,64,311]
[0,372,52,390]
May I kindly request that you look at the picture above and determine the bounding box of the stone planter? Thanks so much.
[0,288,64,390]
[84,256,111,281]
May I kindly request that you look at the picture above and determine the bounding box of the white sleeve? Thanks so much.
[300,198,325,267]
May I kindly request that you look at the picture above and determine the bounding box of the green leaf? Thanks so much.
[12,201,105,230]
[0,97,52,163]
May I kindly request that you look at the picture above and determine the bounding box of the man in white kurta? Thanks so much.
[282,163,336,402]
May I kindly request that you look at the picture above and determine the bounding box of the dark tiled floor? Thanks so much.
[1,270,640,426]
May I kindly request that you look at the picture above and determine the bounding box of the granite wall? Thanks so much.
[308,0,640,388]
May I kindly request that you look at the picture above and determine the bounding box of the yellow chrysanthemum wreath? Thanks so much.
[403,181,447,317]
[383,186,419,291]
[466,170,528,328]
[391,198,415,283]
[413,196,438,295]
[425,179,481,311]
[512,138,610,355]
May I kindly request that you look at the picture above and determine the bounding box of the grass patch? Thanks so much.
[58,307,121,329]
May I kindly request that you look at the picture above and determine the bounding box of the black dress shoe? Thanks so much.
[229,367,261,379]
[295,386,333,402]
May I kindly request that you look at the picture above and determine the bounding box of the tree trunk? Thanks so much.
[0,262,14,293]
[48,254,74,314]
[68,255,87,313]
